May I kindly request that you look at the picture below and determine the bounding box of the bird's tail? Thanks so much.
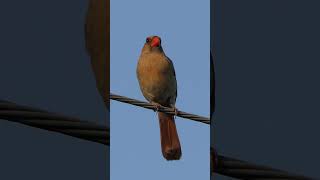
[158,112,182,160]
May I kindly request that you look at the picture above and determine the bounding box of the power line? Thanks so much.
[0,97,313,179]
[110,93,210,124]
[215,155,313,179]
[0,100,108,145]
[111,94,313,179]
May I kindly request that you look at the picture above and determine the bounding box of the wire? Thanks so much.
[214,155,313,179]
[0,100,109,145]
[0,98,313,179]
[110,94,312,179]
[110,93,210,124]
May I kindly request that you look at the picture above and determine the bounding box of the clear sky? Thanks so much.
[110,0,210,179]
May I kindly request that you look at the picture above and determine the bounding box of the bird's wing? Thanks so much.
[166,56,178,102]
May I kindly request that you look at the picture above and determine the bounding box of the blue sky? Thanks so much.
[110,0,210,179]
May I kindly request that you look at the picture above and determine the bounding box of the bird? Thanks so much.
[85,0,109,109]
[136,35,182,160]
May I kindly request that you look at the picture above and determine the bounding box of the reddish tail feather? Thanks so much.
[158,112,182,160]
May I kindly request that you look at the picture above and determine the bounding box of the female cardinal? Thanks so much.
[136,36,181,160]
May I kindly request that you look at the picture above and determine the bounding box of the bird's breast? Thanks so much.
[137,54,176,105]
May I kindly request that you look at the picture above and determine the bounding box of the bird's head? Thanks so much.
[142,35,163,53]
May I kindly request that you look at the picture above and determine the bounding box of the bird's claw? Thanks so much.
[151,102,161,112]
[173,107,179,116]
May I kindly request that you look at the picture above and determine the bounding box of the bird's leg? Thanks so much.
[151,102,162,112]
[170,104,179,117]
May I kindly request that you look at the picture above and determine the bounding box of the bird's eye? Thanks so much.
[146,38,150,43]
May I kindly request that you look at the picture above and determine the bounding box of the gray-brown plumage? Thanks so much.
[136,36,181,160]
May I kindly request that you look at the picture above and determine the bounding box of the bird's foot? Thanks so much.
[172,107,179,116]
[151,102,162,112]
